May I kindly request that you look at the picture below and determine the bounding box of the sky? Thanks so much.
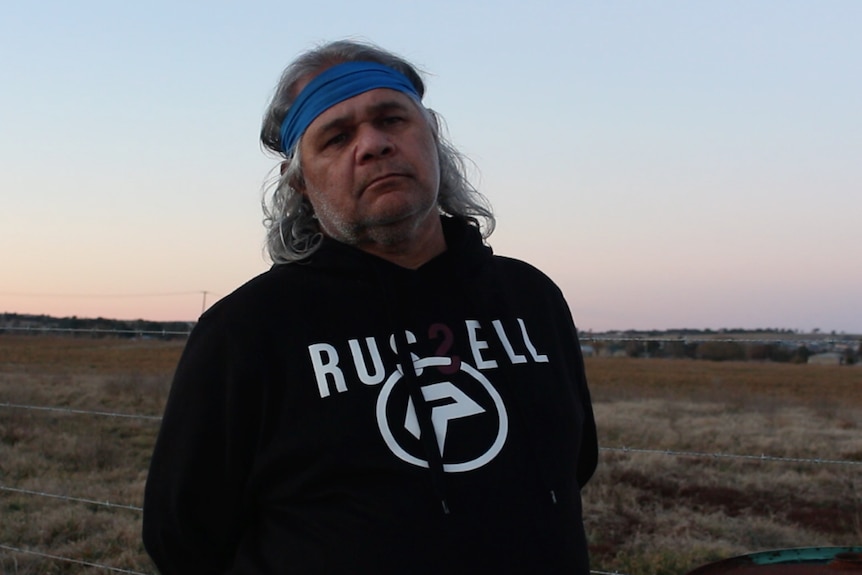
[1,0,860,334]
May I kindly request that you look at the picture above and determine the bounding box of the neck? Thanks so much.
[357,217,447,269]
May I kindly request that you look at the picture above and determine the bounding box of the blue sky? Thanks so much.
[2,0,860,333]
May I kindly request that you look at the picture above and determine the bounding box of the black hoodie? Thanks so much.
[143,216,598,574]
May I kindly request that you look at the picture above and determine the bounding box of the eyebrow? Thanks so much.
[314,99,414,136]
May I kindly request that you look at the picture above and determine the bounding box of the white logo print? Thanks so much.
[404,382,485,454]
[376,356,508,472]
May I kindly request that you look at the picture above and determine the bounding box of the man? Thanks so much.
[143,40,597,574]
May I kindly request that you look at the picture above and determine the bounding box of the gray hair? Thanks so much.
[260,40,495,264]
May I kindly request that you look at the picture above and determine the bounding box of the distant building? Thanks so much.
[807,352,844,366]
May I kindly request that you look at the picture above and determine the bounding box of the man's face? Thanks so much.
[297,87,441,248]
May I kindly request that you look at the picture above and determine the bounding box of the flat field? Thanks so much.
[0,335,859,574]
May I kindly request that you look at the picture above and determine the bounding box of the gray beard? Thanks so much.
[316,196,439,249]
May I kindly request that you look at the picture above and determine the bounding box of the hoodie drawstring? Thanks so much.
[392,326,452,514]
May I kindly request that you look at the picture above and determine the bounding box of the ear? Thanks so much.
[281,160,307,195]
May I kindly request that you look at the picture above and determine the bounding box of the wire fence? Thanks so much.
[1,442,860,515]
[4,324,862,344]
[1,326,192,337]
[2,437,858,575]
[0,544,151,575]
[0,402,162,421]
[7,394,862,573]
[1,333,860,575]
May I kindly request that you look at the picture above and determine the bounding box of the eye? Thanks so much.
[381,115,404,126]
[324,132,348,148]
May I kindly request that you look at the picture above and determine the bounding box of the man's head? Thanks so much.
[260,40,494,263]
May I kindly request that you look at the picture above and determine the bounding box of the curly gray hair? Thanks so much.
[260,40,495,264]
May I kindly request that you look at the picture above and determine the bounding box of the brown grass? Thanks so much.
[0,336,859,574]
[0,336,181,574]
[585,357,862,574]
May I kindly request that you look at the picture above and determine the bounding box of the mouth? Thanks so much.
[361,173,409,195]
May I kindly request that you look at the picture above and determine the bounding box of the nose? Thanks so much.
[356,125,393,162]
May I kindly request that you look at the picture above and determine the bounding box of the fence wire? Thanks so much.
[2,444,858,524]
[4,395,860,468]
[0,484,142,512]
[1,326,192,337]
[600,446,862,467]
[0,544,151,575]
[0,401,162,421]
[3,325,860,346]
[581,335,861,345]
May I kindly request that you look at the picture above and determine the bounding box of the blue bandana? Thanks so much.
[279,61,421,154]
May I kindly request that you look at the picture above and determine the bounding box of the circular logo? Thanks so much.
[376,356,508,472]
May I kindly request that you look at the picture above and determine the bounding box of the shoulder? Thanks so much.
[196,264,312,329]
[489,255,564,295]
[491,254,549,276]
[483,254,583,332]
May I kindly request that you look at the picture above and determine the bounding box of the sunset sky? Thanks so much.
[2,1,860,333]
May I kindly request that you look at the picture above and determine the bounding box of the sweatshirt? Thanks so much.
[142,216,598,574]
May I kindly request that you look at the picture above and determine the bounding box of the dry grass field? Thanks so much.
[1,335,860,574]
[585,357,861,573]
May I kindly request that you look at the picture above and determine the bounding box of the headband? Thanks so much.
[279,61,421,154]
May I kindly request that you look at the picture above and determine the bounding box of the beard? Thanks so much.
[315,187,440,249]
